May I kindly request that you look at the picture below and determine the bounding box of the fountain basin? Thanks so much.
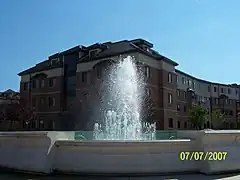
[53,139,196,175]
[0,130,240,175]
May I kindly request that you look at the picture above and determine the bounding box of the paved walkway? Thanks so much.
[54,173,240,180]
[2,173,240,180]
[45,173,240,180]
[128,173,240,180]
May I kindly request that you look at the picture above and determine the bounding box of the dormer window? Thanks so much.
[89,50,98,58]
[79,51,83,59]
[142,45,151,53]
[51,58,59,65]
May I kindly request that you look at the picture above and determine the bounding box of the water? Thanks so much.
[93,56,156,140]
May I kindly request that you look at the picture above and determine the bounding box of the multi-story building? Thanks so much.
[175,70,240,130]
[18,38,240,131]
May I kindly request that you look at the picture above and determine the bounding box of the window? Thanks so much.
[79,51,83,59]
[48,97,55,107]
[228,88,231,94]
[81,72,87,82]
[39,79,44,88]
[31,120,36,129]
[168,118,173,128]
[204,97,208,102]
[237,123,240,129]
[184,106,187,112]
[177,104,180,111]
[237,102,240,108]
[49,78,56,87]
[145,66,150,78]
[144,46,151,53]
[23,82,28,91]
[89,50,98,58]
[229,99,232,105]
[189,80,192,86]
[214,87,217,92]
[225,99,228,105]
[39,117,44,129]
[168,93,172,104]
[40,97,45,106]
[177,90,180,97]
[177,121,180,129]
[32,79,36,88]
[195,95,199,101]
[184,122,187,129]
[214,98,218,105]
[32,98,36,108]
[51,58,59,65]
[176,75,179,83]
[221,88,224,93]
[236,89,238,95]
[187,79,190,86]
[184,91,187,99]
[192,81,195,89]
[208,86,210,92]
[168,73,172,83]
[182,77,185,84]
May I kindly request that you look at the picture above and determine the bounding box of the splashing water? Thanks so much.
[93,56,156,140]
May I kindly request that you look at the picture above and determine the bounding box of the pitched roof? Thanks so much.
[18,38,178,76]
[0,89,19,99]
[18,63,62,76]
[79,40,178,66]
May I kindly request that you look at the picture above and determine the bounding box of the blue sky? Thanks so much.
[0,0,240,91]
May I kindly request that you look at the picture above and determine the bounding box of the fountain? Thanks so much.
[1,55,239,175]
[51,56,194,175]
[92,56,156,140]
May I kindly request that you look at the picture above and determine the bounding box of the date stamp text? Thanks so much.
[179,151,228,161]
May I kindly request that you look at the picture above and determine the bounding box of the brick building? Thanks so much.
[18,38,240,130]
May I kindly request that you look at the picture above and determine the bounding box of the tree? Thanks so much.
[211,109,225,129]
[188,103,208,130]
[0,101,36,130]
